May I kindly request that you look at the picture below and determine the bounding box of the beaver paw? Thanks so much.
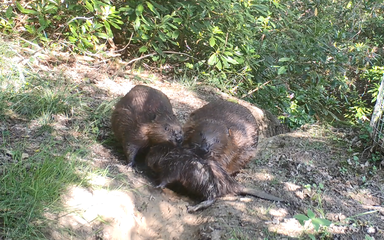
[155,182,167,189]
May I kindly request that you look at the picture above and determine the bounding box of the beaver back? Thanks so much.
[183,99,259,174]
[111,85,183,163]
[145,144,240,200]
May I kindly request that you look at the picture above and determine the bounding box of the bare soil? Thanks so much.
[2,58,384,240]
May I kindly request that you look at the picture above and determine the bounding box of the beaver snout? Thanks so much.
[170,131,183,146]
[200,142,211,154]
[175,135,183,146]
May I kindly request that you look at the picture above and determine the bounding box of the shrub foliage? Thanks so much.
[1,0,383,127]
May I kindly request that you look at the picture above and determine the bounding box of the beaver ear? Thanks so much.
[228,128,232,136]
[149,112,157,121]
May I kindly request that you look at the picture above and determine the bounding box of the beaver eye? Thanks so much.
[199,132,203,136]
[215,139,220,143]
[164,126,169,131]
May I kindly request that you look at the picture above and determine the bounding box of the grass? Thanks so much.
[0,148,83,239]
[0,39,114,239]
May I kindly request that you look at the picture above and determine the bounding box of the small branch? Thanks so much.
[67,16,94,25]
[124,50,200,68]
[18,37,44,50]
[125,52,158,66]
[224,32,229,48]
[163,51,198,60]
[241,80,271,98]
[114,32,135,53]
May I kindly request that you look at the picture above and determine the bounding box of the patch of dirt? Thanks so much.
[2,58,384,240]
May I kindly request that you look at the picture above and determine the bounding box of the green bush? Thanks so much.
[2,0,383,127]
[1,0,122,50]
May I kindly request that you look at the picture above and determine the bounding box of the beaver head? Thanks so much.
[186,121,231,156]
[146,119,183,147]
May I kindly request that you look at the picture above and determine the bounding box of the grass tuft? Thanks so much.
[0,39,113,239]
[0,149,83,239]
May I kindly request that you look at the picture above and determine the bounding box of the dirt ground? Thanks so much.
[2,57,384,240]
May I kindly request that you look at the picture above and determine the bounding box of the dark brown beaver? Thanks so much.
[145,144,286,212]
[183,99,259,175]
[111,85,183,166]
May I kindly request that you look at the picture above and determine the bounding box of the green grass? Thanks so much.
[0,39,114,239]
[0,148,84,239]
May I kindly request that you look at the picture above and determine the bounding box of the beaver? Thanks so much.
[145,143,286,212]
[183,99,259,175]
[111,85,183,166]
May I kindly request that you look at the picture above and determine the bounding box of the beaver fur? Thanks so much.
[145,143,286,212]
[183,99,259,175]
[111,85,183,166]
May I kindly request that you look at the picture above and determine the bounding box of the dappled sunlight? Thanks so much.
[269,208,289,218]
[348,189,381,206]
[2,37,383,239]
[88,174,111,187]
[284,182,306,200]
[267,217,307,237]
[53,186,137,240]
[252,171,277,181]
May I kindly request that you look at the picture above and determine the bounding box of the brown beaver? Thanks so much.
[111,85,183,166]
[183,99,259,175]
[145,143,286,212]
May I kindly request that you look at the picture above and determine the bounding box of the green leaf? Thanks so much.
[171,30,179,39]
[158,32,167,42]
[44,5,58,14]
[208,53,218,66]
[235,57,244,64]
[6,6,14,19]
[15,2,23,11]
[312,218,332,227]
[307,209,316,219]
[166,22,177,29]
[134,17,141,30]
[95,32,109,39]
[212,26,223,34]
[108,20,122,30]
[152,44,163,56]
[146,2,155,13]
[294,214,309,221]
[209,37,216,47]
[216,59,222,70]
[104,21,113,38]
[139,46,148,53]
[68,36,77,43]
[24,25,36,34]
[16,2,37,14]
[279,57,292,62]
[293,214,309,226]
[278,66,286,75]
[312,222,320,231]
[309,234,316,240]
[18,7,38,15]
[185,63,193,69]
[220,56,229,69]
[38,16,48,27]
[173,18,182,24]
[136,4,144,16]
[225,56,239,65]
[85,1,94,12]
